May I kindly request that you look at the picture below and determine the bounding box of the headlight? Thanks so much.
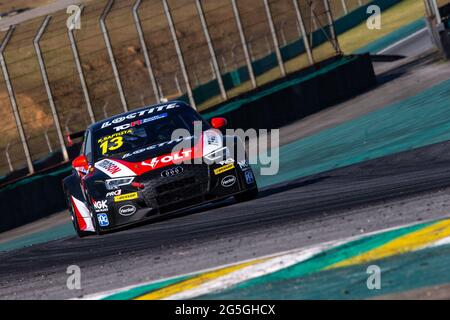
[104,177,134,190]
[204,147,230,162]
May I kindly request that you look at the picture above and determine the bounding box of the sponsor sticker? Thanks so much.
[122,136,194,159]
[214,163,235,175]
[114,192,138,202]
[118,205,137,216]
[221,175,236,188]
[112,113,168,132]
[219,158,235,166]
[106,190,121,197]
[244,170,255,185]
[100,103,179,129]
[97,213,109,227]
[93,200,108,212]
[238,159,250,171]
[142,150,193,169]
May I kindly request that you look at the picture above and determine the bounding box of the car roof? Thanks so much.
[86,100,190,132]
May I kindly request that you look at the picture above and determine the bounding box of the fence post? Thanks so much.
[0,26,35,174]
[323,0,342,54]
[0,25,34,174]
[263,0,286,77]
[100,0,128,112]
[34,16,69,162]
[230,0,256,88]
[68,5,95,123]
[5,143,13,172]
[341,0,348,15]
[162,0,196,109]
[133,0,161,103]
[292,0,314,65]
[195,0,227,100]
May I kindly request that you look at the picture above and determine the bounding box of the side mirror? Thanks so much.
[72,154,88,170]
[211,117,227,129]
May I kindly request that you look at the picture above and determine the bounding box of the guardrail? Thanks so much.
[0,0,375,182]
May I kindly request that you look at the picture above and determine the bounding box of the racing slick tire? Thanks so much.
[234,187,259,203]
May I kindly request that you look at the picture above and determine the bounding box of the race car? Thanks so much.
[63,101,258,237]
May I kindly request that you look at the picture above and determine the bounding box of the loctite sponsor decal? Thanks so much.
[114,192,138,202]
[122,136,194,159]
[94,159,136,178]
[214,163,235,175]
[100,103,179,129]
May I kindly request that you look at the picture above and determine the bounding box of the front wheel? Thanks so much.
[234,187,258,202]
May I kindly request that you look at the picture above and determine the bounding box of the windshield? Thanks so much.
[92,105,208,161]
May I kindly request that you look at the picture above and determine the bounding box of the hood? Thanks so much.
[93,129,224,178]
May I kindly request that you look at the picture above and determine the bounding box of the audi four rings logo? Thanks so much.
[161,166,184,178]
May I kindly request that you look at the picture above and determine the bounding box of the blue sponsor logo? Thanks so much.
[244,170,255,185]
[97,213,109,227]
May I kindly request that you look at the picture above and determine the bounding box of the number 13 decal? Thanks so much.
[100,137,123,155]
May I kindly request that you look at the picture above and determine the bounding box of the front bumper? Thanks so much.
[94,162,256,230]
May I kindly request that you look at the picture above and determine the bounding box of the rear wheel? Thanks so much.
[234,187,258,202]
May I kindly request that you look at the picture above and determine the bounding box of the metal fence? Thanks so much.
[0,0,369,178]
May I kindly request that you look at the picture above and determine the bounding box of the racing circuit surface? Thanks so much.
[2,9,450,299]
[2,137,450,299]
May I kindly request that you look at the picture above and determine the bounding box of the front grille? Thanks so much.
[156,177,196,193]
[156,184,201,206]
[138,164,209,210]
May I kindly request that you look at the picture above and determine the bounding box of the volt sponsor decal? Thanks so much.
[93,200,108,212]
[118,205,137,216]
[142,150,193,170]
[244,170,255,185]
[100,103,179,129]
[114,192,138,202]
[214,163,235,175]
[221,175,236,187]
[161,166,184,178]
[97,213,109,227]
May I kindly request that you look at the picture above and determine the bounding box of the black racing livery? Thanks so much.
[63,101,258,237]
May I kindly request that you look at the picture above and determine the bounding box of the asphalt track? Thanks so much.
[3,134,450,299]
[0,9,445,299]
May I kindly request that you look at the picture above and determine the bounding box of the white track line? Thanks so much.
[378,27,427,54]
[80,215,450,300]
